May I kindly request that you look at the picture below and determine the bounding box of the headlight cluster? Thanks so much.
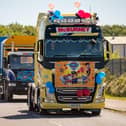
[95,72,106,103]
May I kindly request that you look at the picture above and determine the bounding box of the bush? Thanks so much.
[105,73,126,97]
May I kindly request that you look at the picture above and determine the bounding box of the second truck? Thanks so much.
[1,36,35,101]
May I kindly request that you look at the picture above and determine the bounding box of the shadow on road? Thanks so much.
[1,109,99,120]
[0,99,27,103]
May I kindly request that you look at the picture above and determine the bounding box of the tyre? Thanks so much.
[0,94,4,100]
[92,109,101,116]
[40,108,48,115]
[36,89,47,114]
[27,87,34,111]
[35,90,41,112]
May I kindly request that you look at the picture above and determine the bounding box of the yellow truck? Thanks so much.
[28,11,106,115]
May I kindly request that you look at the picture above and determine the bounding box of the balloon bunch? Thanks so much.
[48,3,63,22]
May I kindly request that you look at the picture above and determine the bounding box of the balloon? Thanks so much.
[74,1,81,8]
[46,81,55,94]
[48,3,55,10]
[48,87,55,94]
[77,10,91,19]
[95,72,106,84]
[51,10,63,21]
[46,81,53,88]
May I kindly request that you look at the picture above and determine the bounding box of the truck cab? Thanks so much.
[4,51,34,101]
[28,11,106,115]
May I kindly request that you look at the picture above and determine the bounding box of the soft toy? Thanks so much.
[76,10,91,19]
[76,89,91,97]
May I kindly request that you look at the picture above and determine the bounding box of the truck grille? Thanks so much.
[55,88,94,103]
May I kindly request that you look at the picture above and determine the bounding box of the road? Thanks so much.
[0,96,126,126]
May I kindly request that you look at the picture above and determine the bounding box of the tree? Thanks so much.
[0,23,36,36]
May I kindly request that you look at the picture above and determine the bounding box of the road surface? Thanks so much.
[0,96,126,126]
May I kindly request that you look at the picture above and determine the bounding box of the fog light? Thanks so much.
[8,83,16,86]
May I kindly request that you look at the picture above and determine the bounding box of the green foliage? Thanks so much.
[101,25,126,36]
[0,23,126,37]
[0,23,36,36]
[105,73,126,97]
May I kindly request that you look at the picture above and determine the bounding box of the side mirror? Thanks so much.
[37,40,43,62]
[3,57,7,68]
[103,39,110,60]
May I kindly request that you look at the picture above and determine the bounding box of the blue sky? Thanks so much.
[0,0,126,26]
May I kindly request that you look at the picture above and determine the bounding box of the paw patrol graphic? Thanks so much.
[55,62,95,88]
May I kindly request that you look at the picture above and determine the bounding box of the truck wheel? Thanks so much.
[92,109,101,116]
[35,90,47,114]
[35,90,41,112]
[40,108,48,115]
[0,94,4,100]
[4,87,13,102]
[28,87,34,111]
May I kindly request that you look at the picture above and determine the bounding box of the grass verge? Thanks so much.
[105,94,126,101]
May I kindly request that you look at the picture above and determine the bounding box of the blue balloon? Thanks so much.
[54,10,61,18]
[51,10,63,22]
[46,81,53,88]
[95,72,106,84]
[48,87,55,94]
[46,81,55,94]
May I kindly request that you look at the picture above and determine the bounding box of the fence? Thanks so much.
[105,58,126,76]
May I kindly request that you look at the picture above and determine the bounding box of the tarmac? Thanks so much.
[105,99,126,113]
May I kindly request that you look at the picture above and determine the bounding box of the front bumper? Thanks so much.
[8,82,29,95]
[0,85,3,94]
[0,81,4,94]
[40,102,105,110]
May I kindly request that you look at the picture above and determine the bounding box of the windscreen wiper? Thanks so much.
[79,55,96,57]
[53,55,68,58]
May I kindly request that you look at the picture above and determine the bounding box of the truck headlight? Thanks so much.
[8,83,16,87]
[96,85,104,98]
[95,84,105,103]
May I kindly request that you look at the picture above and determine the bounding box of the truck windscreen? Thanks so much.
[9,55,34,70]
[44,25,103,59]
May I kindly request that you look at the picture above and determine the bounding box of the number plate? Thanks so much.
[69,104,80,108]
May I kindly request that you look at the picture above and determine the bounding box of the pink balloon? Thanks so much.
[48,3,55,10]
[74,1,81,8]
